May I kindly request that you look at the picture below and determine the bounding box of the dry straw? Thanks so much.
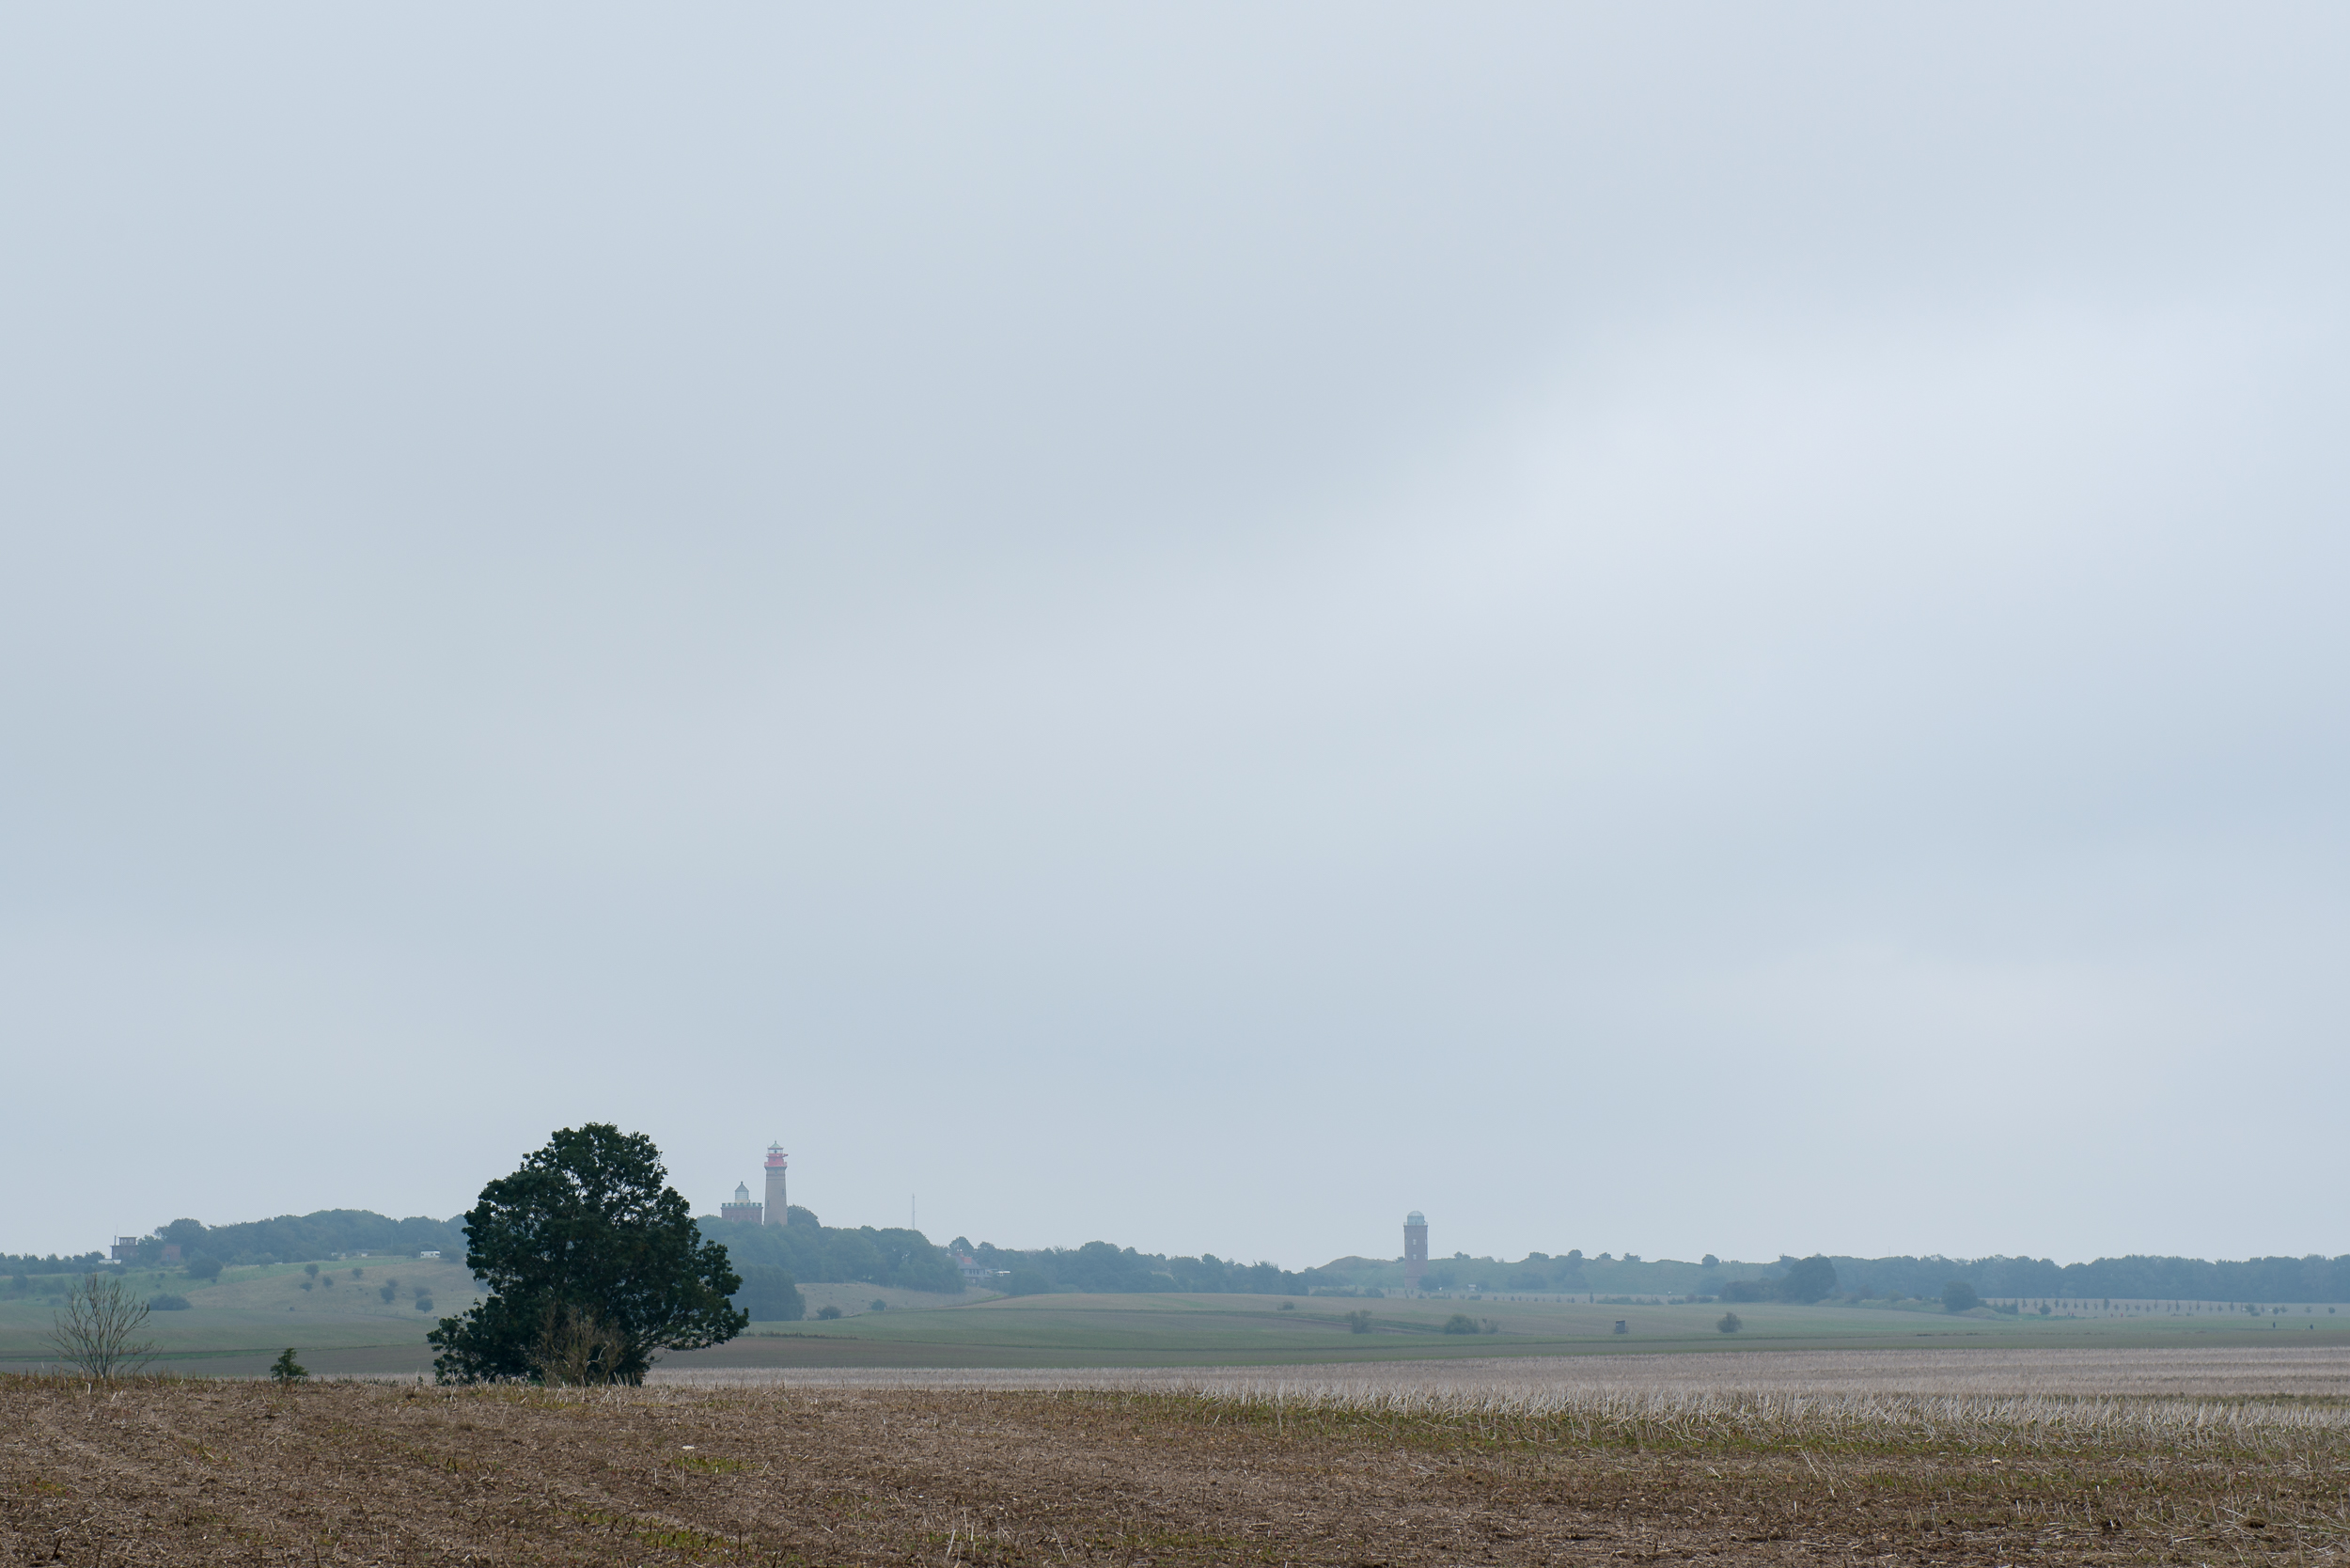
[650,1347,2350,1449]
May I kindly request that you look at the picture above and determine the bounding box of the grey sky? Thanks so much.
[4,6,2345,1266]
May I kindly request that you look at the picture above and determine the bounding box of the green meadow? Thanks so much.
[0,1259,484,1379]
[663,1291,2350,1372]
[8,1274,2341,1378]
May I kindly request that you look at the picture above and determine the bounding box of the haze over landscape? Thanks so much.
[6,5,2348,1269]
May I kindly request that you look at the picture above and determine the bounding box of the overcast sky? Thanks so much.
[5,5,2345,1267]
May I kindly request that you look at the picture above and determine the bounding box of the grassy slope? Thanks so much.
[0,1260,485,1377]
[796,1281,990,1317]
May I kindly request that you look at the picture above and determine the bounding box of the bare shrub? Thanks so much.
[48,1273,156,1380]
[530,1302,629,1386]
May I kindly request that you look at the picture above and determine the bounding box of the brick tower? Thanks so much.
[720,1182,762,1225]
[763,1143,789,1226]
[1403,1211,1428,1291]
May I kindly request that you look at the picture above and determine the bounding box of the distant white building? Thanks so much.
[720,1182,764,1225]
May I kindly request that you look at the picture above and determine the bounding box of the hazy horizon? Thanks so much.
[6,5,2347,1264]
[37,1194,2350,1277]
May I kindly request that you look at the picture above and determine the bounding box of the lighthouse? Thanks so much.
[763,1143,789,1226]
[1403,1211,1428,1291]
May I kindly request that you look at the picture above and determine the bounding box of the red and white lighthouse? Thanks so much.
[763,1143,789,1226]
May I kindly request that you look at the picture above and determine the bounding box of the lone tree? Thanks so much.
[48,1273,155,1380]
[428,1123,745,1384]
[1941,1279,1982,1314]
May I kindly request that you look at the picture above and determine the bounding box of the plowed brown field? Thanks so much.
[6,1373,2345,1565]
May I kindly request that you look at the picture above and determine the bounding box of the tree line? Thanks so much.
[0,1251,109,1278]
[953,1239,1309,1296]
[697,1218,1310,1298]
[705,1211,963,1294]
[46,1195,2350,1308]
[35,1212,472,1273]
[1808,1253,2350,1304]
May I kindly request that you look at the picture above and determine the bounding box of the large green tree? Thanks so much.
[1776,1254,1840,1304]
[429,1124,744,1384]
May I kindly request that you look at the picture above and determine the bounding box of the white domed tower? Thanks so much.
[720,1181,762,1225]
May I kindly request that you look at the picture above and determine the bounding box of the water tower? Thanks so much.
[1403,1211,1428,1290]
[763,1143,790,1226]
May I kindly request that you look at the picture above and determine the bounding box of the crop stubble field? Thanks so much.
[8,1348,2350,1565]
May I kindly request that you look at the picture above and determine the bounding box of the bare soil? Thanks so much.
[5,1375,2345,1565]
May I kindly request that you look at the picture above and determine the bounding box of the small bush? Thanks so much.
[1279,1301,1295,1310]
[1345,1309,1372,1334]
[1441,1313,1480,1335]
[380,1283,397,1302]
[269,1348,307,1384]
[184,1256,223,1283]
[817,1304,843,1320]
[149,1294,192,1311]
[304,1264,320,1279]
[1942,1280,1982,1314]
[299,1280,313,1292]
[413,1295,434,1312]
[869,1299,886,1311]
